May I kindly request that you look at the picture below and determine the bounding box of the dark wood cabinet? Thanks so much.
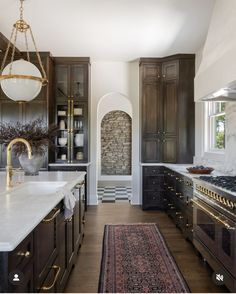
[140,54,195,163]
[164,168,193,241]
[53,58,90,164]
[34,207,60,290]
[142,166,165,210]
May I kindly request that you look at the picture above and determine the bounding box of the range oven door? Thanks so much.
[193,198,218,256]
[192,198,236,277]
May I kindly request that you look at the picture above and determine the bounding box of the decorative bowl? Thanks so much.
[58,137,67,146]
[186,166,214,174]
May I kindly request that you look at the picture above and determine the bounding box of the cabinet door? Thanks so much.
[162,60,179,81]
[71,101,88,163]
[142,64,161,82]
[71,64,88,100]
[34,207,59,289]
[55,65,70,101]
[23,100,47,122]
[142,82,162,137]
[57,211,67,292]
[0,100,22,167]
[66,218,75,266]
[73,202,80,250]
[9,262,34,293]
[163,137,177,163]
[142,138,162,163]
[163,79,178,137]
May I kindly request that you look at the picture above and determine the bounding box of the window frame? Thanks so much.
[205,102,226,154]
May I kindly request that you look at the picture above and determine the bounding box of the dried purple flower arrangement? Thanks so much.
[0,118,58,156]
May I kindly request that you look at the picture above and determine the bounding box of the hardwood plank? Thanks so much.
[65,204,228,293]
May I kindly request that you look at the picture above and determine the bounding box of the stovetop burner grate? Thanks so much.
[199,176,236,192]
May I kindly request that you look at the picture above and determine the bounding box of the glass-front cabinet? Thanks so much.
[54,58,89,163]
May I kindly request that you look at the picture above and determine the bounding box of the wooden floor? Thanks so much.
[65,203,228,293]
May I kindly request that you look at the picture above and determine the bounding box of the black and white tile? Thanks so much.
[98,186,131,203]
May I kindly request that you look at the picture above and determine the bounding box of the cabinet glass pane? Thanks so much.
[72,66,85,99]
[56,104,69,162]
[56,66,68,99]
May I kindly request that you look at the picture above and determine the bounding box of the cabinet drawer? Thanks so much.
[142,191,165,209]
[143,176,164,190]
[9,259,34,293]
[9,233,33,272]
[143,166,163,176]
[38,258,60,293]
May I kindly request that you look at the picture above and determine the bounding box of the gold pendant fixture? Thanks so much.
[0,0,48,102]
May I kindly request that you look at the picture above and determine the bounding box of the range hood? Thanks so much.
[195,0,236,102]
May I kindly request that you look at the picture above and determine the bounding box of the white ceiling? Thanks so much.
[0,0,215,61]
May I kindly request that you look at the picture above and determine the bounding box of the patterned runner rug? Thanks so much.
[98,224,190,293]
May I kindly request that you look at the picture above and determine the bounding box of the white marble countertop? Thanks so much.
[140,163,228,180]
[0,171,86,252]
[49,162,91,167]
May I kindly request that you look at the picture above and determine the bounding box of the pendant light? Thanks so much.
[0,0,48,103]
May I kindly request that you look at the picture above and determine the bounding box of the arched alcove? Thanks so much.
[97,92,132,181]
[101,110,132,175]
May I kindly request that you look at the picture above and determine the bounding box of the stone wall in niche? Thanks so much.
[101,111,131,175]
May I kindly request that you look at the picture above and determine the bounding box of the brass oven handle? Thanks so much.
[39,265,61,291]
[42,208,60,223]
[192,199,235,230]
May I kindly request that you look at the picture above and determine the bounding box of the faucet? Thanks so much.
[6,138,32,189]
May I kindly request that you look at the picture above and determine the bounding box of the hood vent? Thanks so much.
[195,0,236,102]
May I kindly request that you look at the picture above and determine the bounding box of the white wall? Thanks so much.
[194,50,236,174]
[88,61,140,205]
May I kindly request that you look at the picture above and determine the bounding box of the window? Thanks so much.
[207,102,225,151]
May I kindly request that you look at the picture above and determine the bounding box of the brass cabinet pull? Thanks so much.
[17,251,31,258]
[65,217,73,223]
[192,199,235,230]
[40,265,61,291]
[76,181,85,188]
[42,208,60,223]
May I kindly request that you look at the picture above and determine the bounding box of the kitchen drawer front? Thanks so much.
[9,259,34,293]
[38,258,60,293]
[9,233,33,272]
[34,205,60,288]
[143,166,164,176]
[142,191,165,210]
[143,175,164,190]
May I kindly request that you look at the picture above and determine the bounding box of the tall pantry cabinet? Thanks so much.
[140,54,195,164]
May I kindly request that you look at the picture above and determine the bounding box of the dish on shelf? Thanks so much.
[186,166,214,174]
[58,137,67,146]
[74,108,82,115]
[58,110,66,116]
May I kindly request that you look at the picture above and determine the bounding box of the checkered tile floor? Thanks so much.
[98,186,132,203]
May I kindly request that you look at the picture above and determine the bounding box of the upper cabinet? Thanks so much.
[55,58,89,102]
[53,58,90,164]
[140,55,195,164]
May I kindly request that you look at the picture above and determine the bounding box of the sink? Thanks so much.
[3,181,67,197]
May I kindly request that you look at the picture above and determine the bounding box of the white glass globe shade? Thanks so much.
[0,59,42,102]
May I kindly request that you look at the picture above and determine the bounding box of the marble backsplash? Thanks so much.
[194,102,236,175]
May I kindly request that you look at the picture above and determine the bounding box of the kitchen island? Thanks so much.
[0,171,86,293]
